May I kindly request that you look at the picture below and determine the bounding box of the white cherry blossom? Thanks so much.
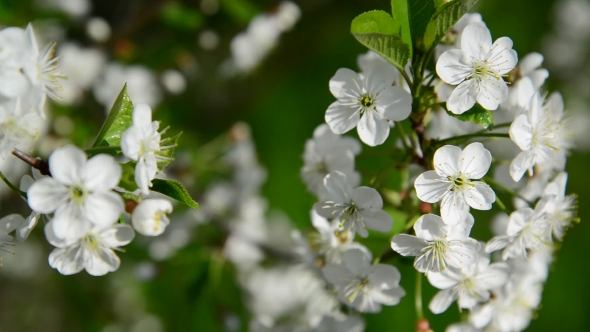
[121,104,174,195]
[322,248,405,313]
[428,247,510,314]
[45,220,134,276]
[131,198,173,236]
[0,98,43,160]
[435,13,484,60]
[301,124,361,200]
[27,145,124,239]
[310,209,368,264]
[436,22,518,114]
[0,26,29,98]
[485,203,549,260]
[314,171,393,238]
[539,172,577,241]
[325,61,412,146]
[391,214,480,273]
[414,143,496,224]
[509,92,572,181]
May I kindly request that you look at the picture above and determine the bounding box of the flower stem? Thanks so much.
[12,149,51,176]
[85,145,122,155]
[484,177,535,207]
[395,121,411,151]
[415,271,424,320]
[0,170,26,198]
[433,133,510,147]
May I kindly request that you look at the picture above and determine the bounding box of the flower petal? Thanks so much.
[358,209,393,233]
[447,80,477,114]
[342,248,372,276]
[133,104,153,127]
[391,234,428,256]
[379,86,412,121]
[322,263,355,287]
[429,289,457,314]
[459,143,491,179]
[433,145,462,177]
[352,186,382,209]
[325,101,360,134]
[27,177,68,214]
[84,247,121,276]
[427,270,459,289]
[324,171,353,204]
[83,192,124,227]
[436,49,471,85]
[52,202,91,240]
[447,239,480,268]
[477,76,508,110]
[329,68,361,100]
[49,145,86,186]
[440,191,469,225]
[509,150,535,182]
[357,110,390,146]
[49,246,85,275]
[461,22,492,60]
[83,154,122,191]
[414,214,446,241]
[488,37,518,75]
[414,171,450,203]
[368,264,401,288]
[100,224,135,247]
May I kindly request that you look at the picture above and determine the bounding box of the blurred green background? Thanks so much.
[0,0,588,331]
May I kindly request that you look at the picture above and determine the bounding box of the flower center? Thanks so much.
[358,93,377,113]
[335,229,351,244]
[448,173,472,192]
[417,239,450,271]
[345,277,369,303]
[69,185,88,206]
[82,233,100,251]
[469,60,501,81]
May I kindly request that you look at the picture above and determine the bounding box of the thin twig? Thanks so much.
[12,149,51,176]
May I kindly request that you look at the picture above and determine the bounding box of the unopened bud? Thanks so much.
[416,319,433,332]
[419,202,432,214]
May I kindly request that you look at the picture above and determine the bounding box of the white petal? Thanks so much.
[507,208,533,235]
[509,150,535,182]
[324,171,353,204]
[519,52,543,76]
[510,114,533,151]
[429,289,457,314]
[379,86,412,121]
[368,264,401,288]
[358,209,393,233]
[135,160,157,195]
[49,246,85,275]
[436,49,471,85]
[27,177,68,213]
[475,262,510,290]
[342,248,372,276]
[461,22,492,60]
[484,235,511,254]
[133,104,153,127]
[364,60,397,92]
[351,186,382,209]
[83,154,122,191]
[488,37,518,75]
[100,224,135,247]
[414,214,446,241]
[391,234,428,256]
[463,183,495,211]
[477,76,508,110]
[440,192,469,225]
[121,126,142,160]
[414,171,450,203]
[84,247,121,276]
[323,263,355,287]
[49,145,86,186]
[357,110,390,146]
[0,214,25,233]
[329,68,361,100]
[131,199,172,236]
[371,287,405,306]
[459,142,491,179]
[447,213,475,238]
[44,221,70,247]
[528,69,549,89]
[325,101,360,134]
[83,192,124,227]
[447,239,480,268]
[52,202,91,240]
[0,70,28,97]
[447,80,477,114]
[433,145,462,177]
[427,271,459,289]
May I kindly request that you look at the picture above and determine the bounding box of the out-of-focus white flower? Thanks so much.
[301,124,361,200]
[0,99,43,159]
[428,247,510,314]
[86,17,112,43]
[131,199,173,236]
[121,104,174,195]
[161,69,186,95]
[275,2,301,32]
[325,63,412,146]
[198,30,219,50]
[310,210,367,264]
[312,314,365,332]
[45,221,134,276]
[93,63,162,110]
[0,214,26,251]
[391,214,480,273]
[323,248,405,313]
[41,0,91,18]
[57,43,106,105]
[0,26,29,98]
[436,22,517,114]
[27,145,124,240]
[539,172,577,241]
[509,92,572,182]
[414,143,495,224]
[314,171,393,238]
[485,202,548,260]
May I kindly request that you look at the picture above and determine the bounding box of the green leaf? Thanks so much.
[119,162,138,192]
[151,179,200,210]
[446,104,494,130]
[351,10,411,73]
[119,214,125,224]
[424,0,480,50]
[157,132,182,171]
[391,0,413,58]
[219,0,259,24]
[92,84,134,148]
[120,192,140,202]
[407,0,436,49]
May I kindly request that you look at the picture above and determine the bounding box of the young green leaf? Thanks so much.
[92,84,135,148]
[151,179,200,210]
[424,0,480,50]
[157,132,182,171]
[407,0,436,49]
[390,0,413,57]
[446,104,494,130]
[351,10,411,73]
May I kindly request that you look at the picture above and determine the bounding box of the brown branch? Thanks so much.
[12,149,51,176]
